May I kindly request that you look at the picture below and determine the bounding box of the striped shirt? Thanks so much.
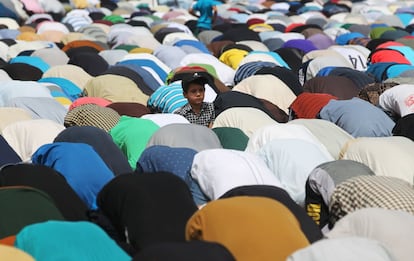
[147,83,187,113]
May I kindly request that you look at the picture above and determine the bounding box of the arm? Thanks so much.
[212,5,217,24]
[189,2,199,17]
[189,7,198,17]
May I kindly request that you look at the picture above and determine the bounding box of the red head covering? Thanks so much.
[376,41,405,49]
[69,97,111,111]
[0,235,16,246]
[247,18,265,27]
[285,23,305,33]
[290,93,338,119]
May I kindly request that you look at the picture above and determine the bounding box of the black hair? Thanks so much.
[183,80,206,93]
[182,77,208,93]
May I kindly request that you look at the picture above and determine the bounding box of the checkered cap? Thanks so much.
[64,104,120,132]
[329,175,414,226]
[358,82,398,105]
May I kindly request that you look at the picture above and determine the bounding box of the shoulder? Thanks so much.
[192,1,200,9]
[203,102,214,108]
[202,102,215,114]
[175,103,191,114]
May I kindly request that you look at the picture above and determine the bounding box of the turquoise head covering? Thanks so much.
[15,221,130,261]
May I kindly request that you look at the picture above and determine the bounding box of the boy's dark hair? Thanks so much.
[182,72,209,93]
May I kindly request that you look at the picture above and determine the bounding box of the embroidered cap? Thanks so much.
[182,72,209,92]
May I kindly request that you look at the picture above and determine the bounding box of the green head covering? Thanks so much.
[212,127,249,151]
[188,63,219,79]
[370,26,396,39]
[115,44,140,52]
[109,116,160,169]
[103,15,125,24]
[0,187,64,238]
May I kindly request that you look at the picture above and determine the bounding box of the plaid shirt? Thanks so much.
[174,102,215,127]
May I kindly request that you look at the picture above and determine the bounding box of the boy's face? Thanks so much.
[184,83,205,106]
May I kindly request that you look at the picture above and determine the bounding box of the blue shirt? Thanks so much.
[32,142,115,210]
[319,97,395,138]
[192,0,222,29]
[148,82,187,113]
[137,145,196,186]
[137,145,209,205]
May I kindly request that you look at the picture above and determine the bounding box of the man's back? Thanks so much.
[192,0,220,30]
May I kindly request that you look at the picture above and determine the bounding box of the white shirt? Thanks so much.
[379,84,414,117]
[191,149,283,200]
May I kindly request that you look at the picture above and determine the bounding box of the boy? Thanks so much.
[174,73,215,127]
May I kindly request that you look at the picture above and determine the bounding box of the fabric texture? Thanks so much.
[43,64,93,90]
[329,175,414,227]
[137,145,208,205]
[0,81,52,107]
[97,173,198,253]
[106,102,151,117]
[132,241,236,261]
[54,126,132,176]
[319,98,395,138]
[15,221,131,261]
[147,82,188,113]
[141,113,190,127]
[69,97,111,111]
[186,196,309,261]
[232,74,296,114]
[212,127,249,150]
[255,66,303,96]
[64,104,120,132]
[257,139,332,206]
[102,66,154,96]
[83,74,149,104]
[358,82,398,105]
[109,116,160,169]
[212,107,276,137]
[147,123,222,152]
[0,164,88,221]
[0,135,21,167]
[0,107,32,133]
[31,142,115,210]
[174,102,215,127]
[213,91,282,122]
[0,187,64,238]
[305,160,375,229]
[327,208,414,261]
[392,113,414,141]
[6,97,67,124]
[290,93,338,119]
[220,185,323,243]
[288,119,354,160]
[245,123,332,160]
[2,119,65,162]
[191,149,283,200]
[0,245,34,261]
[303,76,360,100]
[287,237,394,261]
[340,137,414,185]
[379,84,414,117]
